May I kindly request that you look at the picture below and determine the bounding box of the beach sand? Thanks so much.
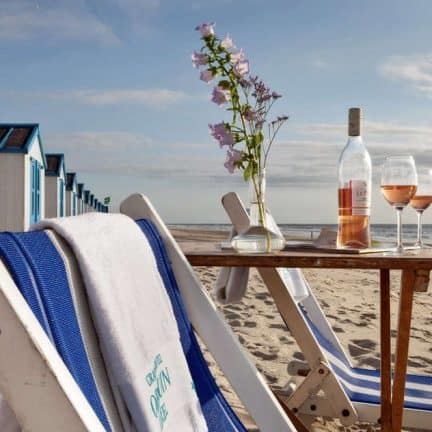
[172,228,432,432]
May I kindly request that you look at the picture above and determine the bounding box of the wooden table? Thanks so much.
[182,245,432,432]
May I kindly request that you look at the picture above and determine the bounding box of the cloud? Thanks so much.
[65,89,190,106]
[43,131,225,180]
[0,1,119,44]
[379,54,432,97]
[1,88,191,108]
[43,119,432,192]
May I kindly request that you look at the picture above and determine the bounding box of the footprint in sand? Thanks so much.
[348,344,371,357]
[244,321,257,328]
[252,350,278,361]
[333,326,345,333]
[358,356,380,369]
[279,335,293,344]
[225,304,243,311]
[225,312,242,320]
[269,323,286,330]
[229,319,242,327]
[352,339,377,350]
[293,351,305,361]
[360,312,376,320]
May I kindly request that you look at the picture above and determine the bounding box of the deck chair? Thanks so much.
[0,193,298,431]
[222,191,432,430]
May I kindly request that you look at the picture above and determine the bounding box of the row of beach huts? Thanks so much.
[0,123,109,232]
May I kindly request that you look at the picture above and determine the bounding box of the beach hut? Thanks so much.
[77,183,85,215]
[94,199,99,212]
[83,190,90,213]
[89,194,94,213]
[0,123,46,231]
[65,173,78,216]
[44,154,66,219]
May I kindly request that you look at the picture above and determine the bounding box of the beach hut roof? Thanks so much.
[0,123,47,168]
[66,172,77,191]
[45,153,65,177]
[77,183,84,199]
[83,190,90,204]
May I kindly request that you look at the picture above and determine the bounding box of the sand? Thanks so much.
[172,228,432,432]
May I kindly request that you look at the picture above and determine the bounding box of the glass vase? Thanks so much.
[231,169,286,253]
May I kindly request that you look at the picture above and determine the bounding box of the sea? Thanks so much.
[168,223,432,244]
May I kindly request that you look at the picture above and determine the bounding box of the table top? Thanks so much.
[181,242,432,270]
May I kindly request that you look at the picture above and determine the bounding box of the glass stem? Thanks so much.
[396,207,403,252]
[416,210,423,248]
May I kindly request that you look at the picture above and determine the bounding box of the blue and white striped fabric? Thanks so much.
[302,307,432,411]
[0,220,246,431]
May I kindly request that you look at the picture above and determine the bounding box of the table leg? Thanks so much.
[391,269,415,432]
[380,269,392,431]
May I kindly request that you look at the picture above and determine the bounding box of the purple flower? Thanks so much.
[191,51,208,68]
[221,34,234,50]
[233,59,249,77]
[224,148,242,173]
[209,122,234,147]
[200,70,215,83]
[243,106,258,121]
[230,49,244,63]
[195,22,215,37]
[272,91,282,99]
[211,86,231,105]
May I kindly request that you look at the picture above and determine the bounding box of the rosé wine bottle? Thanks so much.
[337,108,372,248]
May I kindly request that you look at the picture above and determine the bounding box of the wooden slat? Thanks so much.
[183,247,432,271]
[380,269,392,432]
[391,269,416,432]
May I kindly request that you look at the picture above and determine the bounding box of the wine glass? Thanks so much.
[410,170,432,249]
[381,156,418,255]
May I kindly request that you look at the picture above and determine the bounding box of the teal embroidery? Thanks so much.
[146,354,171,430]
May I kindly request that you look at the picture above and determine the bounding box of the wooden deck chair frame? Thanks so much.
[221,191,432,429]
[0,193,298,431]
[120,193,303,432]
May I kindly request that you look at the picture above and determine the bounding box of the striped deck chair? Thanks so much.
[222,191,432,430]
[0,193,298,431]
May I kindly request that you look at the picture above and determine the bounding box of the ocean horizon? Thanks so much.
[168,223,432,243]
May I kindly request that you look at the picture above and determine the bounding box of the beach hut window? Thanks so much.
[59,179,65,217]
[30,159,41,224]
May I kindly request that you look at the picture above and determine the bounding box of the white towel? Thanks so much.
[34,214,207,432]
[214,227,249,304]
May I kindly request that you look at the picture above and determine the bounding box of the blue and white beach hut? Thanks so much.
[0,124,46,231]
[77,183,85,215]
[94,199,99,212]
[83,190,90,213]
[89,194,94,213]
[45,154,66,218]
[66,173,78,216]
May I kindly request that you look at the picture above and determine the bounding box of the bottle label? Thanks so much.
[351,180,370,215]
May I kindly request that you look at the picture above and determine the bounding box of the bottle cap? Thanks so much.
[348,107,362,136]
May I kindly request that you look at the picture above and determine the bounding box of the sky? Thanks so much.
[1,0,432,224]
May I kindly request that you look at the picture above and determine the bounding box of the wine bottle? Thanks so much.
[337,108,372,248]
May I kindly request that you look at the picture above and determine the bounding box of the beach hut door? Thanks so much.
[30,159,41,224]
